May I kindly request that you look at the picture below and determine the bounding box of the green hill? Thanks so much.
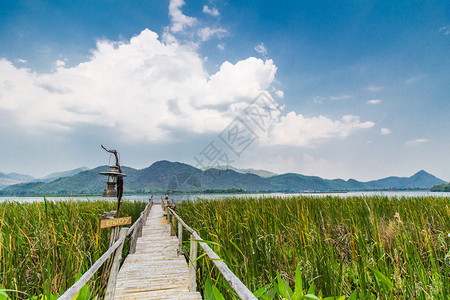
[430,182,450,192]
[0,161,446,196]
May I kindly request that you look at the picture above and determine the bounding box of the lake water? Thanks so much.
[0,190,448,203]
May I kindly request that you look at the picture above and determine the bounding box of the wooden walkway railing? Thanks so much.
[58,197,257,300]
[58,200,153,300]
[165,204,257,300]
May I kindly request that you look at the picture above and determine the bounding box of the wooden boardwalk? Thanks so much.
[114,205,202,300]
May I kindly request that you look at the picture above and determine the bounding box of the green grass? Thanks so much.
[177,195,450,299]
[0,198,146,299]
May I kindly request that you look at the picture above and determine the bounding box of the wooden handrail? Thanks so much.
[57,200,153,300]
[167,207,257,300]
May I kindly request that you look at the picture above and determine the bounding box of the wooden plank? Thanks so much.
[101,216,132,228]
[114,205,202,299]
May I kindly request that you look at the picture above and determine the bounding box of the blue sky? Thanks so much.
[0,0,449,181]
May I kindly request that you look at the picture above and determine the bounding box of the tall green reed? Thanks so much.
[178,195,450,299]
[0,198,146,299]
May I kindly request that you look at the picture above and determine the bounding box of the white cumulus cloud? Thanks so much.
[275,90,284,98]
[0,29,278,143]
[381,128,391,134]
[203,5,219,16]
[0,0,376,152]
[263,112,374,147]
[198,27,227,41]
[168,0,197,33]
[367,99,381,104]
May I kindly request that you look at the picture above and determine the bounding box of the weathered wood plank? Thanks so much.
[188,235,198,292]
[114,205,202,299]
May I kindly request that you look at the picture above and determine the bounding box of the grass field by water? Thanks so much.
[178,195,450,299]
[0,198,146,299]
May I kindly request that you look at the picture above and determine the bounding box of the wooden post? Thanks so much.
[148,201,153,218]
[145,203,150,220]
[130,225,138,254]
[142,211,147,226]
[169,212,175,236]
[188,234,198,292]
[137,219,143,238]
[178,221,183,255]
[104,227,128,300]
[99,225,119,291]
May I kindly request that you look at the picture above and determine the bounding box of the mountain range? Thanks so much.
[0,172,34,189]
[0,161,446,196]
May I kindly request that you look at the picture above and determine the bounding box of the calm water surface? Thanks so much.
[0,191,449,203]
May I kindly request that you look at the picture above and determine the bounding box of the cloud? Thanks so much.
[0,29,278,142]
[405,75,425,85]
[275,90,284,98]
[366,85,384,92]
[367,99,381,104]
[439,26,450,35]
[0,1,377,157]
[264,112,374,147]
[168,0,197,33]
[203,5,219,16]
[17,59,27,64]
[55,60,65,67]
[313,94,352,104]
[217,43,225,50]
[380,128,391,135]
[198,27,227,41]
[405,138,428,146]
[329,94,352,101]
[254,43,267,57]
[193,57,277,107]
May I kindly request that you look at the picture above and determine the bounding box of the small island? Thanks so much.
[430,182,450,192]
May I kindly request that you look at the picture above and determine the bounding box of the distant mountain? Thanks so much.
[205,166,278,178]
[0,172,34,189]
[365,170,445,189]
[0,161,446,196]
[39,167,90,182]
[0,167,91,189]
